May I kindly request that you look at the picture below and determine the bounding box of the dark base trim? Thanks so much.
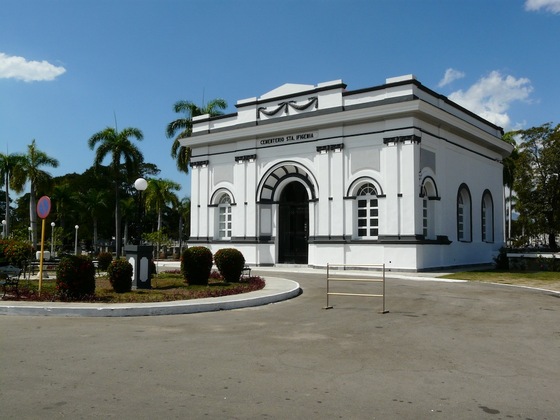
[188,237,211,243]
[190,235,451,246]
[189,237,275,244]
[309,235,451,245]
[377,235,452,245]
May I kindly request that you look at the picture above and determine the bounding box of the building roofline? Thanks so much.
[344,78,504,136]
[234,82,348,109]
[191,77,504,137]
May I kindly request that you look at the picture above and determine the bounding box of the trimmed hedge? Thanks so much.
[214,248,245,283]
[181,246,212,286]
[0,239,33,268]
[108,258,133,293]
[56,255,96,299]
[97,252,113,271]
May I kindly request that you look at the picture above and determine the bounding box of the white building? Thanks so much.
[185,75,512,271]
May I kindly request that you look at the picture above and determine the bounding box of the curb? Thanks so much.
[0,277,301,317]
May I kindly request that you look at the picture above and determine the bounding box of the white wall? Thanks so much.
[188,77,510,270]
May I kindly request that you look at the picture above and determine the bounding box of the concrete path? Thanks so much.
[1,268,559,419]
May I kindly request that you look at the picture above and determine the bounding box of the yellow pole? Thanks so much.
[38,218,46,295]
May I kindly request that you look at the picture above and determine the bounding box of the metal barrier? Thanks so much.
[324,263,388,313]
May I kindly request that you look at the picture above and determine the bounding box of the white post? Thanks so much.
[74,225,79,255]
[51,222,55,256]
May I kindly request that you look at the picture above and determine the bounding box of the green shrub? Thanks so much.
[214,248,245,283]
[97,251,113,271]
[0,239,33,268]
[107,258,133,293]
[181,246,212,286]
[56,255,96,299]
[494,247,509,270]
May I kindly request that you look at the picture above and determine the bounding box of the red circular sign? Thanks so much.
[37,196,51,219]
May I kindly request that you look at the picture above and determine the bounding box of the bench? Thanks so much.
[28,259,102,277]
[241,266,251,279]
[0,265,23,298]
[28,260,60,277]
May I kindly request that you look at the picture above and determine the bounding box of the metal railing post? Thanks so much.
[323,263,388,313]
[325,263,333,309]
[380,263,388,314]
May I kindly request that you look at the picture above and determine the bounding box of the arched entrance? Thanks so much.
[278,181,309,264]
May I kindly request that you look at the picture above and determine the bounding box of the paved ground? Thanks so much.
[1,268,559,419]
[0,277,300,316]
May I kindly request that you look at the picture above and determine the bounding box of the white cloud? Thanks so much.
[448,71,533,129]
[438,68,465,87]
[525,0,560,14]
[0,52,66,82]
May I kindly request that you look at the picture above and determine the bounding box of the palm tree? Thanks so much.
[0,152,26,237]
[88,127,144,257]
[144,178,180,232]
[51,181,74,231]
[166,98,227,173]
[77,189,108,254]
[144,178,180,257]
[120,196,136,246]
[11,140,59,249]
[176,196,190,255]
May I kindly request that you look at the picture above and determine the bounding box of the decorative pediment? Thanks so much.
[260,83,315,100]
[258,97,318,119]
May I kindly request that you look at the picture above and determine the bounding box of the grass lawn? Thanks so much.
[440,270,560,292]
[9,271,265,303]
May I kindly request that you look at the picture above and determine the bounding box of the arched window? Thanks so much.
[421,186,434,239]
[356,183,378,239]
[457,185,472,242]
[420,178,438,240]
[422,194,429,237]
[218,194,232,240]
[481,191,494,243]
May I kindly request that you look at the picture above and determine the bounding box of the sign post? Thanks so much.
[36,196,51,294]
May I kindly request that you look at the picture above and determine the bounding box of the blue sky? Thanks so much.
[1,0,559,199]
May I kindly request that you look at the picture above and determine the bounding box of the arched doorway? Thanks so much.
[278,181,309,264]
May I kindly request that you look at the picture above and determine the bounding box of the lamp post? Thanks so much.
[134,177,148,244]
[51,222,56,257]
[125,177,152,289]
[74,225,79,255]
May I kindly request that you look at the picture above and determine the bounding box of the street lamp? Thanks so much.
[125,177,152,290]
[134,177,148,245]
[74,225,79,255]
[51,222,56,257]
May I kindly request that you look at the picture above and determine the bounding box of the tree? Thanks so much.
[88,127,144,257]
[144,178,180,232]
[176,196,190,255]
[0,152,26,237]
[144,178,180,257]
[166,98,227,173]
[11,140,59,249]
[502,131,520,244]
[51,181,75,231]
[120,196,136,246]
[77,188,108,254]
[513,123,560,250]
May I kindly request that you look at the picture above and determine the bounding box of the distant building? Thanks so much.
[185,75,512,271]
